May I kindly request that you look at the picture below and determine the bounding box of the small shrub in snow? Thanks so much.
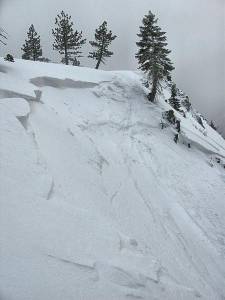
[167,75,172,82]
[180,110,186,118]
[216,157,221,164]
[142,80,149,89]
[174,133,179,143]
[162,110,176,125]
[175,120,181,133]
[160,120,169,129]
[4,53,14,62]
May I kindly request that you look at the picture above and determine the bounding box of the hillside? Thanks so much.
[0,59,225,300]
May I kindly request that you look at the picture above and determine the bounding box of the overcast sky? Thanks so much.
[0,0,224,129]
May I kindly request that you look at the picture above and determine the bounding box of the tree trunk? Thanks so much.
[65,50,69,65]
[149,74,158,102]
[64,43,69,65]
[95,59,101,69]
[95,52,102,69]
[149,82,157,102]
[95,41,104,69]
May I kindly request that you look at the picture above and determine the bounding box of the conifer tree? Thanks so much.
[169,84,180,111]
[52,11,86,66]
[210,121,217,131]
[182,96,192,112]
[21,24,42,61]
[136,11,174,102]
[89,21,117,69]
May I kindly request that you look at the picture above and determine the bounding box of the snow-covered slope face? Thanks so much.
[1,59,225,300]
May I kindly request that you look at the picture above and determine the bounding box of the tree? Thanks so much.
[210,121,217,131]
[162,110,176,124]
[0,27,7,45]
[196,115,205,128]
[136,11,174,102]
[52,11,86,66]
[169,84,180,111]
[4,54,14,62]
[21,24,42,61]
[89,21,117,69]
[182,96,192,112]
[174,133,179,144]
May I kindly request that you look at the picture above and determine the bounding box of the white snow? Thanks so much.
[0,58,225,300]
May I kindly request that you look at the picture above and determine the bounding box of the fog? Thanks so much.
[0,0,224,132]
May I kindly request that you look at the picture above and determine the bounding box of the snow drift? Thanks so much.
[0,59,225,300]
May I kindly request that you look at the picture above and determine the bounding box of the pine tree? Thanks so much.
[89,21,117,69]
[196,115,205,128]
[210,121,217,131]
[136,11,174,102]
[169,84,180,111]
[21,24,42,61]
[182,96,192,112]
[163,110,176,124]
[52,11,86,66]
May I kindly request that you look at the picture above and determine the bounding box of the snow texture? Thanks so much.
[0,58,225,300]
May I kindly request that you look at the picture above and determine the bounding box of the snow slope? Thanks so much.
[0,59,225,300]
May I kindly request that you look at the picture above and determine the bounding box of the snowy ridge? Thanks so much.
[0,59,225,300]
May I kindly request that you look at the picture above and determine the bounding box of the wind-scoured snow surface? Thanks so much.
[1,59,225,300]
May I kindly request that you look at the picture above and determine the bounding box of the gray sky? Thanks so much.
[0,0,224,130]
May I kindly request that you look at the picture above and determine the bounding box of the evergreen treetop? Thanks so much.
[89,21,117,69]
[136,11,174,102]
[21,24,42,61]
[52,11,86,65]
